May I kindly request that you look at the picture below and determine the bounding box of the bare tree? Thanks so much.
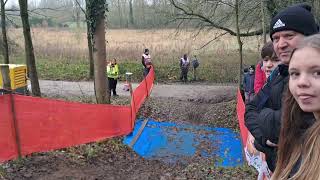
[1,0,9,64]
[117,0,123,27]
[86,22,94,79]
[74,1,81,28]
[261,0,267,44]
[75,0,94,79]
[85,3,94,80]
[169,0,263,38]
[129,0,134,26]
[18,0,41,96]
[71,0,85,28]
[86,0,109,104]
[235,0,243,88]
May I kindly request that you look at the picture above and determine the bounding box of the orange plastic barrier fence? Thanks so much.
[130,67,154,127]
[0,67,155,162]
[236,89,248,145]
[132,66,154,114]
[237,89,271,179]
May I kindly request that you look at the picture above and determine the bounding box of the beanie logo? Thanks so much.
[273,19,286,29]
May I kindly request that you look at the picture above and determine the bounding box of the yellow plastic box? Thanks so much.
[0,64,27,90]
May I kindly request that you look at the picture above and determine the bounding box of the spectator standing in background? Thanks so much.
[107,58,119,96]
[192,55,200,81]
[243,65,255,103]
[254,41,281,93]
[142,48,152,77]
[180,54,190,82]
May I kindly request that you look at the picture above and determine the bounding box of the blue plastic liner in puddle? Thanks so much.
[123,119,243,167]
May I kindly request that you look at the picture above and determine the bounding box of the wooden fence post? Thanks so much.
[144,78,149,98]
[126,72,136,128]
[0,65,10,91]
[126,72,133,97]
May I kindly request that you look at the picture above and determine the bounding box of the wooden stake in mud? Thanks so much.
[126,72,150,148]
[126,72,134,102]
[129,118,148,148]
[144,75,149,98]
[126,72,136,128]
[0,65,22,159]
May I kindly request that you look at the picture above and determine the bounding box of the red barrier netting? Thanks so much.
[131,66,154,114]
[145,66,155,96]
[0,95,18,161]
[237,90,271,179]
[0,94,132,162]
[0,67,155,162]
[236,89,248,145]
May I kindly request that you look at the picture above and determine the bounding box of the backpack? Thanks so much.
[192,59,199,69]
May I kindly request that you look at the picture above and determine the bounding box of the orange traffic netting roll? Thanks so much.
[0,67,155,162]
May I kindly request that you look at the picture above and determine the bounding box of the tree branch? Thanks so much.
[29,6,66,12]
[170,0,264,37]
[6,16,19,26]
[196,32,228,50]
[27,10,50,18]
[75,0,86,15]
[4,12,20,16]
[4,9,19,12]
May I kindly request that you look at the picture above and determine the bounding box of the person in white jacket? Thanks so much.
[179,54,190,82]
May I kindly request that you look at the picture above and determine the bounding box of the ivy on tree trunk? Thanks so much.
[86,0,109,104]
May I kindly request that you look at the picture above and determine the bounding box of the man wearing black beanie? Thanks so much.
[245,3,318,173]
[270,3,318,64]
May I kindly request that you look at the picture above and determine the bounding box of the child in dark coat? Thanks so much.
[243,65,255,103]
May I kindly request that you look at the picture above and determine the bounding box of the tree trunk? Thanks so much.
[141,0,145,26]
[1,0,9,64]
[86,21,94,79]
[87,0,109,104]
[76,7,80,28]
[313,0,320,25]
[73,0,81,28]
[84,1,94,79]
[235,0,243,88]
[129,0,134,27]
[152,0,156,26]
[19,0,41,96]
[261,0,266,44]
[266,0,277,17]
[93,18,108,104]
[117,0,122,28]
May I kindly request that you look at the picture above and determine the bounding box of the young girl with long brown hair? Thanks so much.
[272,34,320,179]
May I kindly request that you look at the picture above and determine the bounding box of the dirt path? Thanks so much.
[35,80,237,102]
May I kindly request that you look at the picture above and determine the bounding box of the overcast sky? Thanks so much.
[7,0,18,6]
[7,0,42,7]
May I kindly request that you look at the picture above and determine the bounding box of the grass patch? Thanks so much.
[2,51,258,83]
[42,93,130,105]
[5,28,262,83]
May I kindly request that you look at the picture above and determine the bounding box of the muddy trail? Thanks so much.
[1,82,256,180]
